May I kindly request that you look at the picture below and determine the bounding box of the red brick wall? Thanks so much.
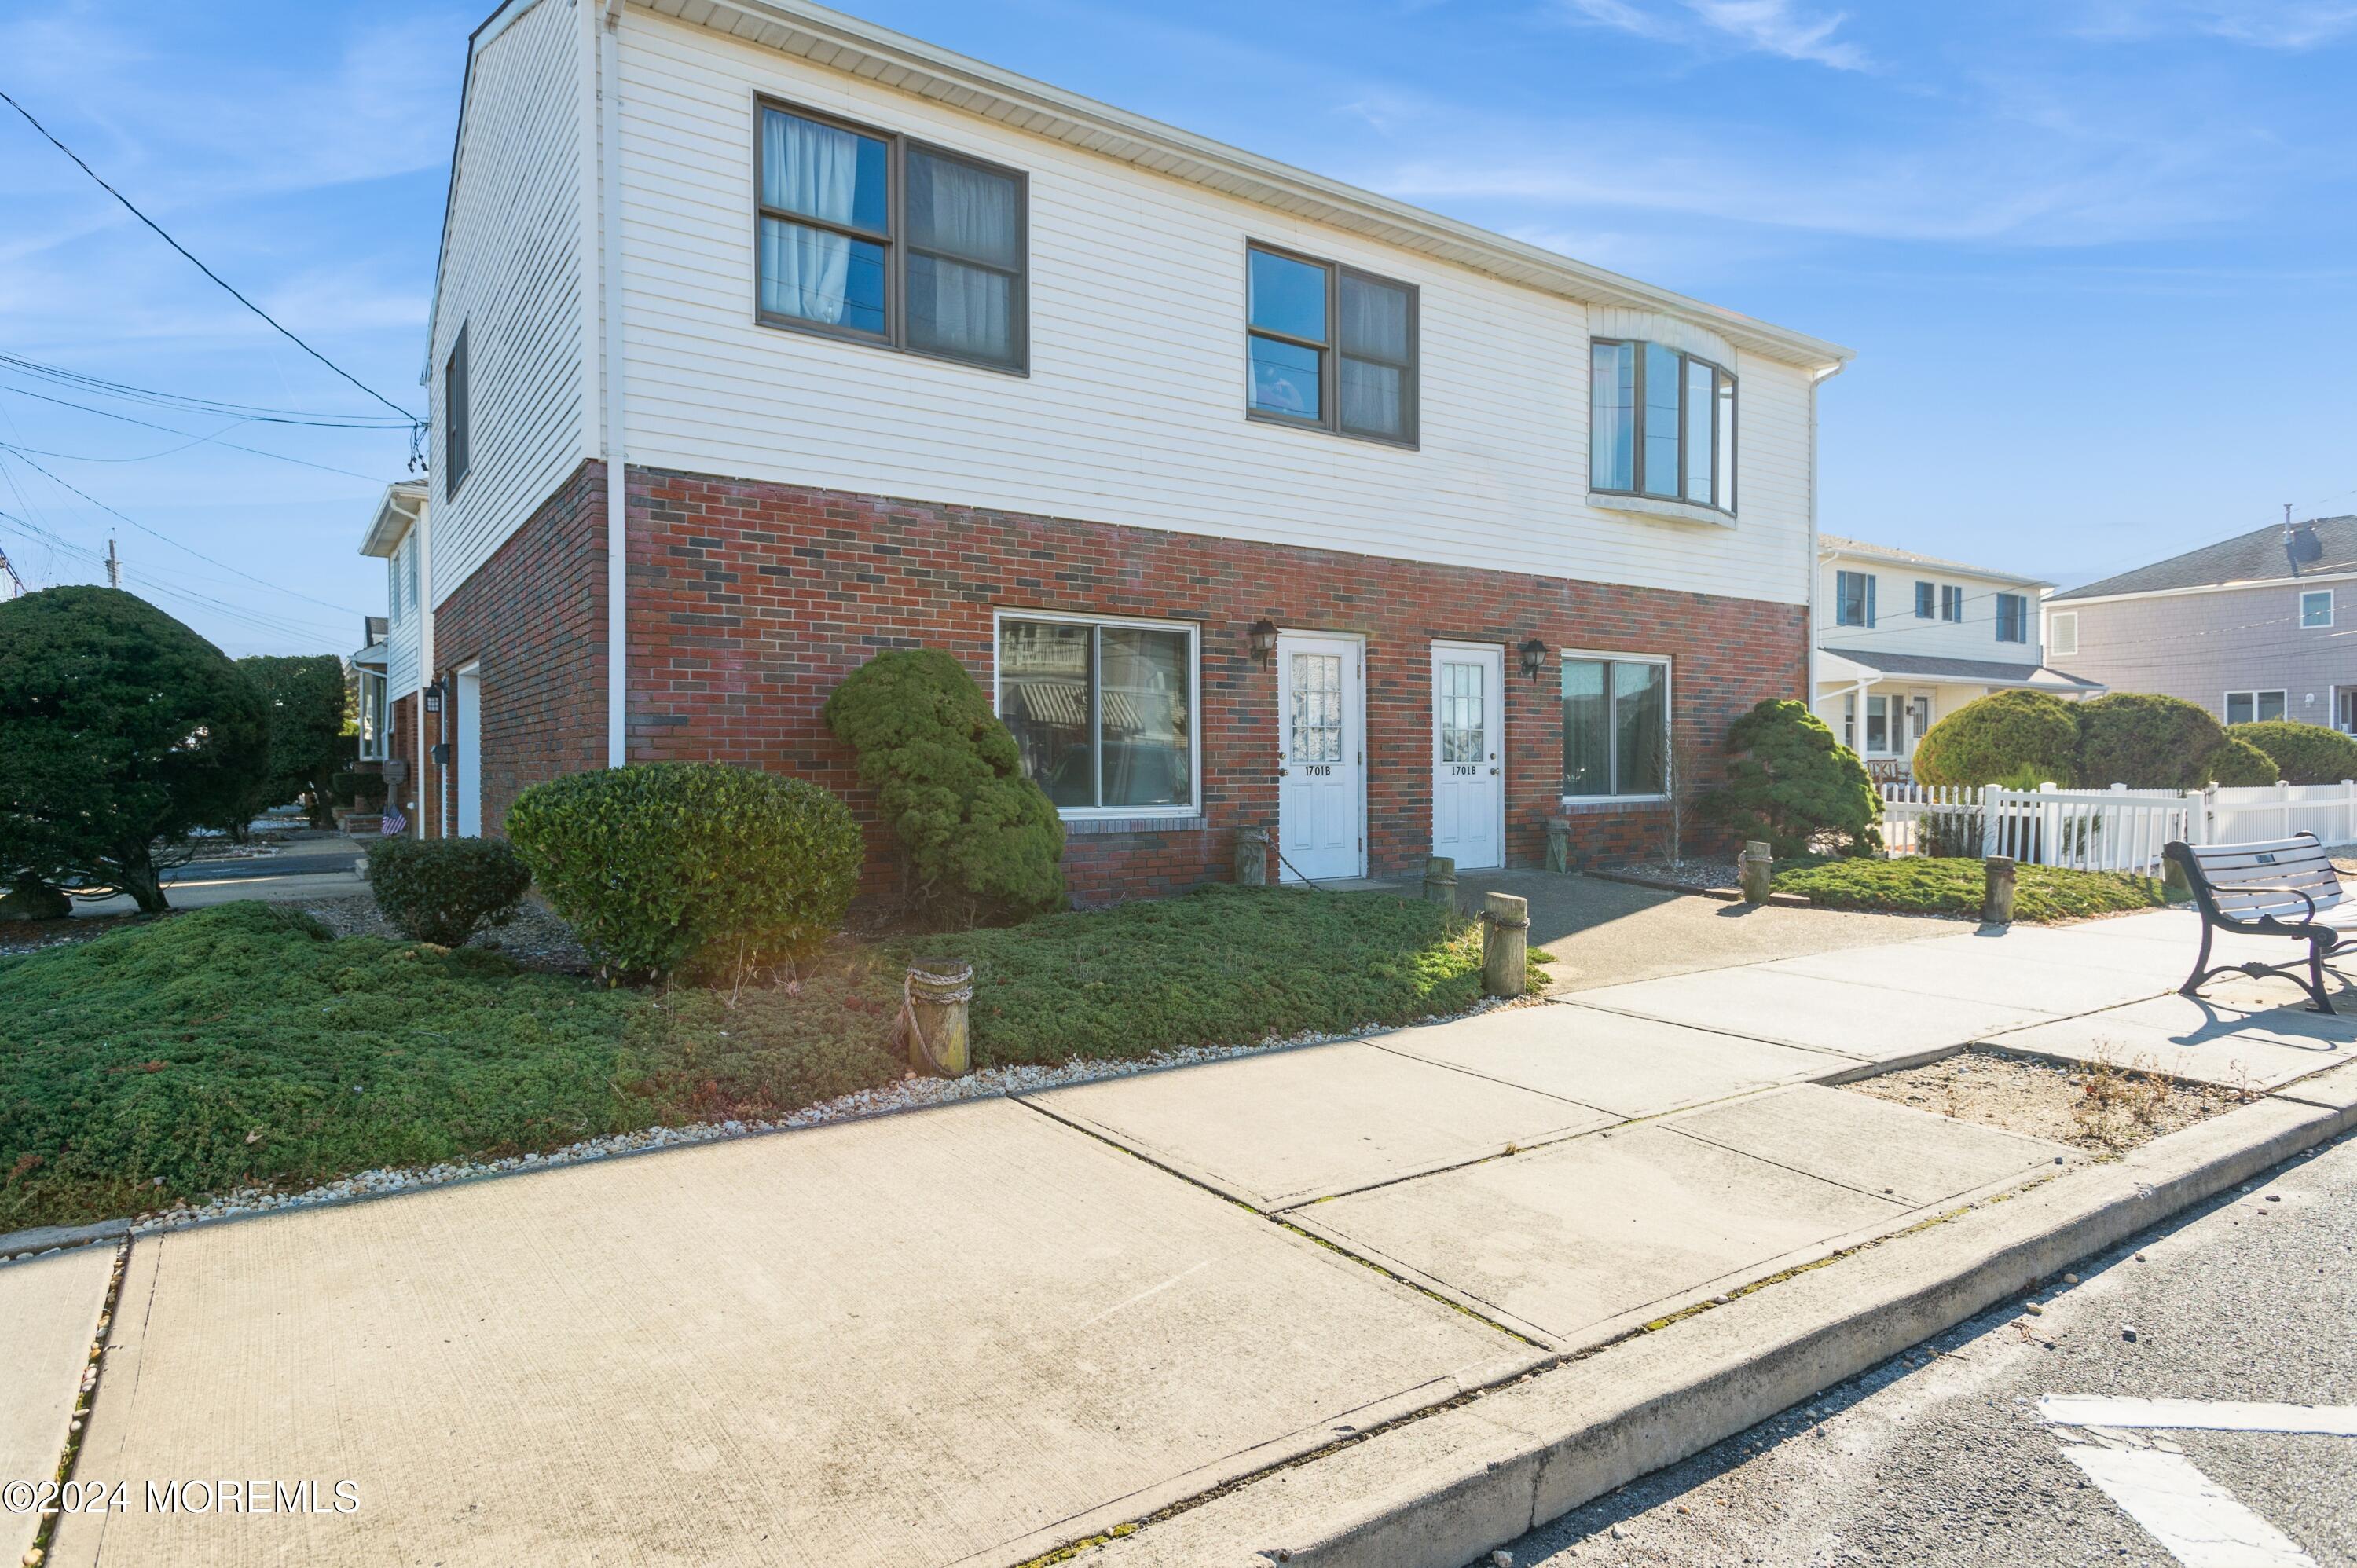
[428,460,608,837]
[618,466,1810,903]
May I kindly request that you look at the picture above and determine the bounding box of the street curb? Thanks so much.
[1074,1064,2357,1568]
[0,1217,130,1263]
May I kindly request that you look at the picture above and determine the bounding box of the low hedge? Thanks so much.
[2227,720,2355,785]
[1773,857,2173,922]
[506,762,863,983]
[367,837,532,946]
[1914,691,2080,788]
[2201,734,2280,787]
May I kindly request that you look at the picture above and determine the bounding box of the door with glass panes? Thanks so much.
[1277,633,1365,881]
[1430,643,1504,870]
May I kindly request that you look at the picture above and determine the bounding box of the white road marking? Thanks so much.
[2063,1446,2319,1568]
[2041,1396,2357,1437]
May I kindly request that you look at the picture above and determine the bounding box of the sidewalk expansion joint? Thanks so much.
[27,1236,131,1568]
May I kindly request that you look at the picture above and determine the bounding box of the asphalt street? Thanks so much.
[1497,1128,2357,1568]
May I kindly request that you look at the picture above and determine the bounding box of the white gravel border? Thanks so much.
[115,995,1519,1237]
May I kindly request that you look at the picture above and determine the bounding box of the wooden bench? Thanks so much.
[2164,834,2355,1013]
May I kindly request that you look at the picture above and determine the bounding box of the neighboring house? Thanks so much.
[1813,535,2102,776]
[352,613,393,771]
[357,482,431,832]
[2046,517,2357,735]
[386,0,1850,899]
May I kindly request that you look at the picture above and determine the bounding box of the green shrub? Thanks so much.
[0,586,270,913]
[330,771,388,808]
[367,837,532,947]
[2227,720,2356,785]
[1773,858,2172,922]
[2073,693,2227,789]
[1698,699,1881,859]
[822,649,1065,923]
[1913,690,2080,788]
[506,763,863,982]
[2199,734,2279,787]
[239,654,351,826]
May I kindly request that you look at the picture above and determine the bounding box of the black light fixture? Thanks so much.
[1248,618,1279,665]
[423,680,444,715]
[1519,638,1547,682]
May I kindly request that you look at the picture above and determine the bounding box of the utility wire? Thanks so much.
[0,88,422,432]
[0,383,390,482]
[0,505,349,641]
[0,445,363,617]
[0,351,412,429]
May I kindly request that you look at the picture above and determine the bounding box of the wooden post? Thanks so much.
[1481,892,1529,999]
[1233,826,1272,888]
[1545,815,1572,874]
[1736,840,1773,904]
[1423,855,1458,914]
[904,959,973,1077]
[1983,856,2018,925]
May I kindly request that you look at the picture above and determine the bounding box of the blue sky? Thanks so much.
[2,0,2353,654]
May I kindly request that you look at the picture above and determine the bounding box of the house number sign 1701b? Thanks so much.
[1303,764,1333,777]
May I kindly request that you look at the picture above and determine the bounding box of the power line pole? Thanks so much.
[106,535,119,589]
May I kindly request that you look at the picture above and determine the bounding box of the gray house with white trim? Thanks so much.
[2047,515,2357,733]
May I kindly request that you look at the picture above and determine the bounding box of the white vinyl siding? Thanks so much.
[384,526,424,698]
[1816,559,2045,665]
[601,11,1823,607]
[427,0,588,606]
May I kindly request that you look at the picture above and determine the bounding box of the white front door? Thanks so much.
[1277,632,1365,882]
[454,663,483,838]
[1431,642,1505,870]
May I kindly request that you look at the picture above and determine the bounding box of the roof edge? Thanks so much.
[361,481,427,559]
[1817,537,2052,590]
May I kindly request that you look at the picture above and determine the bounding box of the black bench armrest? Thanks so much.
[2211,883,2321,928]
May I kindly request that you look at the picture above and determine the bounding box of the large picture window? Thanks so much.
[1561,654,1669,800]
[1589,339,1734,513]
[1246,244,1418,445]
[756,101,1027,372]
[996,614,1197,815]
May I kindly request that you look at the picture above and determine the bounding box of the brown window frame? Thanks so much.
[442,324,470,500]
[1589,338,1736,516]
[752,97,1030,376]
[1244,241,1420,449]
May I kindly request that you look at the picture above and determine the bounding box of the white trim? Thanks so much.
[1585,491,1736,529]
[600,0,629,769]
[1817,540,2052,591]
[2300,587,2333,629]
[2047,609,2079,658]
[989,606,1203,822]
[1430,639,1506,871]
[2052,566,2357,609]
[1274,628,1369,881]
[1556,647,1673,806]
[356,669,389,762]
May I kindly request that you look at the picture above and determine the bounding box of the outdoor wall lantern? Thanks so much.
[423,682,444,715]
[1248,618,1279,665]
[1519,638,1548,683]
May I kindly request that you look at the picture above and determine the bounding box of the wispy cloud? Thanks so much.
[1558,0,1872,69]
[2073,1,2357,48]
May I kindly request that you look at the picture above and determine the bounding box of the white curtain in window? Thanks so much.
[907,152,1017,361]
[760,114,860,324]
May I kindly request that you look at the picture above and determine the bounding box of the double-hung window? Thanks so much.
[1941,584,1963,622]
[995,613,1197,815]
[1589,340,1735,513]
[442,326,470,500]
[2303,589,2334,628]
[2049,610,2078,657]
[1244,244,1417,444]
[1995,592,2029,643]
[756,101,1028,372]
[1835,570,1875,628]
[1914,581,1934,619]
[1561,654,1670,800]
[2226,690,2286,725]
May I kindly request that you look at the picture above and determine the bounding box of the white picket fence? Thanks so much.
[1875,779,2357,877]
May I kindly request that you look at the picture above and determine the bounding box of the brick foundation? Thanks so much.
[423,461,1809,903]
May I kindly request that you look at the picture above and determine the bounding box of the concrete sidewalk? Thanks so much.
[25,903,2357,1567]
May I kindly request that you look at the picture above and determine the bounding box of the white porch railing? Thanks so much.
[1876,779,2357,877]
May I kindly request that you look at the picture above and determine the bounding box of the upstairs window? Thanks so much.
[1941,584,1963,622]
[1590,339,1735,513]
[1914,581,1934,618]
[442,326,470,500]
[756,102,1027,372]
[1835,570,1875,628]
[1995,592,2029,644]
[1245,244,1417,445]
[2302,588,2334,628]
[2049,610,2078,657]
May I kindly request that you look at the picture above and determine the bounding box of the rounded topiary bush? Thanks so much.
[823,648,1065,924]
[1699,698,1881,859]
[2227,720,2354,785]
[1913,690,2080,789]
[2200,734,2280,788]
[506,763,863,983]
[367,837,532,947]
[2073,693,2228,789]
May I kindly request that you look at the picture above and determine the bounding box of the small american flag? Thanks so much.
[380,804,407,836]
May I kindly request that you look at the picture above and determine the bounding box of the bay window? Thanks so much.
[756,101,1028,372]
[1562,654,1670,799]
[1589,339,1735,513]
[996,613,1197,815]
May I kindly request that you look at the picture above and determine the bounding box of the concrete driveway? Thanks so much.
[24,897,2357,1567]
